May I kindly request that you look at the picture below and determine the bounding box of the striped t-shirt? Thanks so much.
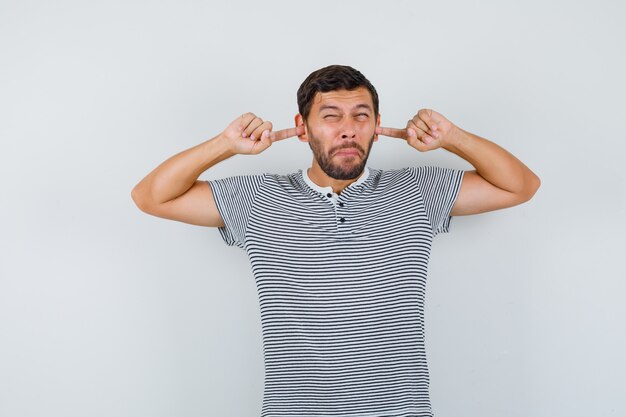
[208,166,464,417]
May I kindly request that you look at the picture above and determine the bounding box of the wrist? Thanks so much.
[211,133,237,158]
[441,124,467,153]
[198,134,236,167]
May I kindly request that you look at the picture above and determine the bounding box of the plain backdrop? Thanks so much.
[1,1,625,416]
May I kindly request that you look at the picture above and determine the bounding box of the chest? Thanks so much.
[244,185,434,266]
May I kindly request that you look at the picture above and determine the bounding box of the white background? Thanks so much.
[1,1,625,416]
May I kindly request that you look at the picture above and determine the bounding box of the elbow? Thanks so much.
[131,186,140,207]
[521,172,541,203]
[529,171,541,197]
[131,183,153,214]
[131,185,144,211]
[532,173,541,194]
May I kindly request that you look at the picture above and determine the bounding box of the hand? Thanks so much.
[376,109,457,152]
[220,112,305,155]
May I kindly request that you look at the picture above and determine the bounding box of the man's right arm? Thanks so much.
[131,136,233,227]
[131,113,302,227]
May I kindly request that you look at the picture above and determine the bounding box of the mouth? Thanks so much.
[334,148,360,157]
[332,145,363,158]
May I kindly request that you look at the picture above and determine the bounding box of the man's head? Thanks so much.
[295,65,380,180]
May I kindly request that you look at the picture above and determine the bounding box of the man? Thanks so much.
[132,65,540,417]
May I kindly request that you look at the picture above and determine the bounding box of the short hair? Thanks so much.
[297,65,379,120]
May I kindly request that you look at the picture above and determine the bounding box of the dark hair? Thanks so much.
[297,65,379,120]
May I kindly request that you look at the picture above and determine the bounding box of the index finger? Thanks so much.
[376,126,407,139]
[269,125,305,142]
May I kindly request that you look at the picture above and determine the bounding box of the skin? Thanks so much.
[131,87,540,226]
[295,88,381,191]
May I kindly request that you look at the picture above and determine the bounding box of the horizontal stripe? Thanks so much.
[207,166,463,417]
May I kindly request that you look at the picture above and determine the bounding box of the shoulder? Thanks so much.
[407,166,464,182]
[375,166,464,192]
[363,167,417,192]
[374,167,418,184]
[247,170,310,195]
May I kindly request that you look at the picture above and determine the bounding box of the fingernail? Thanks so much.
[250,134,255,140]
[242,132,247,137]
[263,131,269,138]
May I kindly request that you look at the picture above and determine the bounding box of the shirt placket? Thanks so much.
[320,191,349,234]
[335,195,350,236]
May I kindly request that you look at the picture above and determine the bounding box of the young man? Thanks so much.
[132,65,540,417]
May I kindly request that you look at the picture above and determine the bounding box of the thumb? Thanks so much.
[406,127,429,152]
[249,130,273,154]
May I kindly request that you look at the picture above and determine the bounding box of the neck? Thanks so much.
[307,161,364,194]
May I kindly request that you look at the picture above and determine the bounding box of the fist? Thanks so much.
[221,112,274,155]
[220,112,305,155]
[405,109,456,151]
[376,109,457,152]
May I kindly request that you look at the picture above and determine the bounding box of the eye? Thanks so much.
[323,114,339,119]
[356,113,370,120]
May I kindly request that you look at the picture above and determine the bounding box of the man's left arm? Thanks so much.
[376,109,541,216]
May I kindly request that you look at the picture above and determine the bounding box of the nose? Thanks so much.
[340,119,357,139]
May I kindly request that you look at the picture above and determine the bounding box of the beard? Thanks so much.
[307,125,375,180]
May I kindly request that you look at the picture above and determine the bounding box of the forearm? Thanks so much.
[132,134,233,207]
[444,126,540,198]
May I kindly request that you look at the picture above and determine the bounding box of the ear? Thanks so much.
[294,114,309,142]
[374,113,381,142]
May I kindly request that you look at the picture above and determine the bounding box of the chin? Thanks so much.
[324,162,365,180]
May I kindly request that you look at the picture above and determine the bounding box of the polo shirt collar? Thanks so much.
[302,166,370,195]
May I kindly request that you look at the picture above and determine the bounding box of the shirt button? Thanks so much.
[339,217,346,223]
[326,193,332,198]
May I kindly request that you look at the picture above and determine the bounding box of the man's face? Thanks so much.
[301,87,379,180]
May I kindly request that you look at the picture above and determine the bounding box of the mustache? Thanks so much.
[330,142,365,156]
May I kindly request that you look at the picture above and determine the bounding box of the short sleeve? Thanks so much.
[409,166,464,235]
[206,174,268,248]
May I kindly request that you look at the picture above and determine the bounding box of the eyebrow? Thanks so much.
[318,104,373,113]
